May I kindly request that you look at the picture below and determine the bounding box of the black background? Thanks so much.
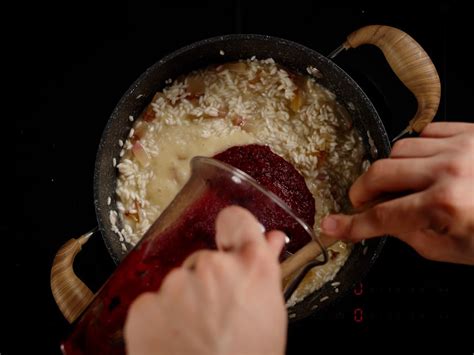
[7,1,474,354]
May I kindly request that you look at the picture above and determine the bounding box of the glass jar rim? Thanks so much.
[191,156,328,260]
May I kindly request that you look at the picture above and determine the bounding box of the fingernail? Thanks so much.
[322,216,339,233]
[284,234,290,244]
[258,223,266,234]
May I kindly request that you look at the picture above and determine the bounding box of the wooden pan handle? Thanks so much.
[50,229,96,323]
[344,25,441,137]
[281,234,335,282]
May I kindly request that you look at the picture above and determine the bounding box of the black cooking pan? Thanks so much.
[51,25,440,324]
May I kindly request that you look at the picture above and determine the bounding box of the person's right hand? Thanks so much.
[321,122,474,265]
[124,206,287,355]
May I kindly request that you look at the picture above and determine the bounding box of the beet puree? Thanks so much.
[62,144,315,355]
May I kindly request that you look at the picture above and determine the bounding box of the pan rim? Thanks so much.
[93,33,390,319]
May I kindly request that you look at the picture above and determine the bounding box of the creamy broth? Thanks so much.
[138,124,257,209]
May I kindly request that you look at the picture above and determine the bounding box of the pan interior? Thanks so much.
[93,34,390,320]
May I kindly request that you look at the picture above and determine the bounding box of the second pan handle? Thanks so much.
[51,229,97,323]
[336,25,441,140]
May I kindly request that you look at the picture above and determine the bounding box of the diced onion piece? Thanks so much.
[132,141,151,167]
[249,69,262,84]
[133,122,148,140]
[187,76,205,97]
[217,106,229,118]
[312,150,327,168]
[143,105,155,122]
[231,114,246,127]
[290,90,304,112]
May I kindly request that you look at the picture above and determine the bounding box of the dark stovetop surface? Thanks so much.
[8,2,474,354]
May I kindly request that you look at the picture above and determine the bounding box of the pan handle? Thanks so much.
[50,228,97,323]
[334,25,441,140]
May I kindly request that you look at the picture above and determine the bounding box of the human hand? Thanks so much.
[321,122,474,265]
[124,206,287,355]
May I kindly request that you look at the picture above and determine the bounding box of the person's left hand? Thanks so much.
[124,206,287,355]
[321,122,474,264]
